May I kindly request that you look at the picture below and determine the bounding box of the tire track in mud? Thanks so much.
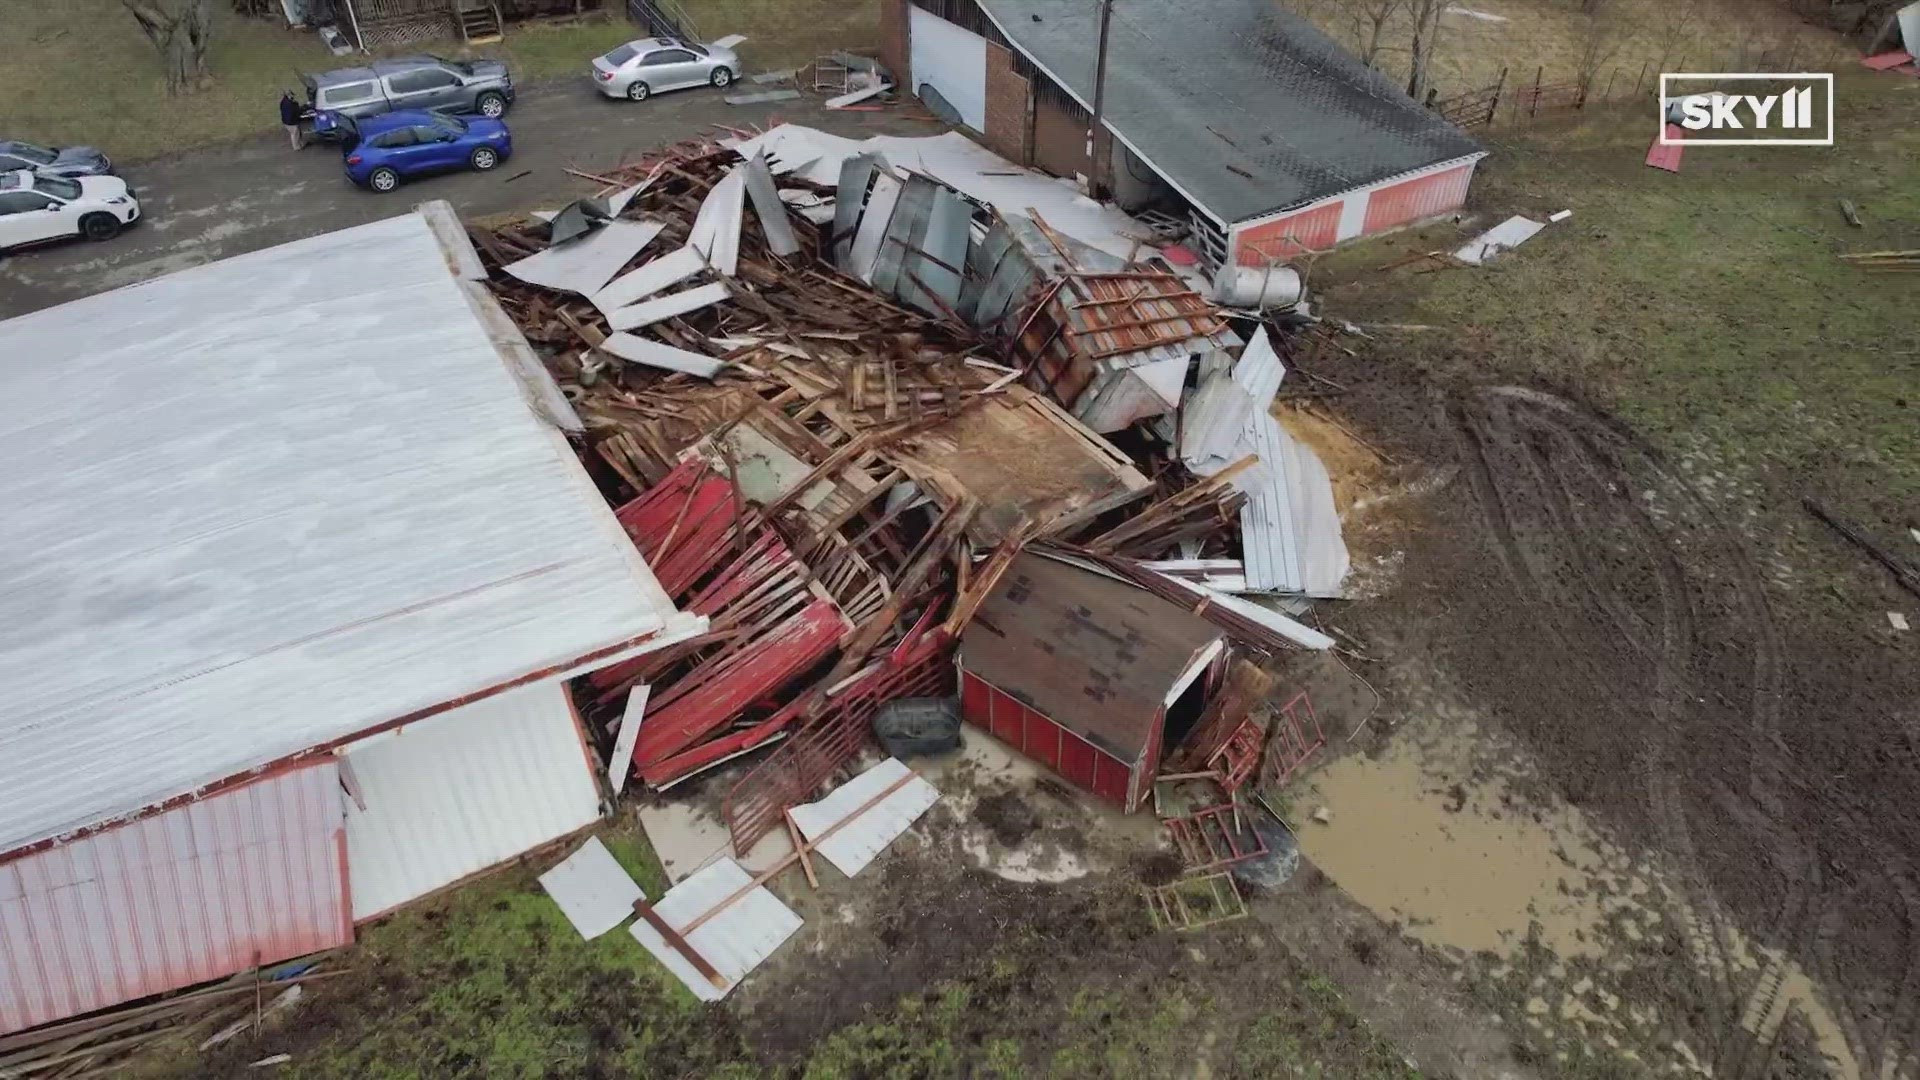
[1451,390,1747,1064]
[1446,386,1911,1079]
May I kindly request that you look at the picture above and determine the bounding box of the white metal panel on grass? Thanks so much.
[538,836,645,940]
[0,205,693,857]
[630,857,802,1001]
[909,5,989,130]
[0,764,350,1036]
[788,758,940,879]
[340,681,602,921]
[1454,215,1546,265]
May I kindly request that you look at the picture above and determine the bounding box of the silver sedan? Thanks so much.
[590,37,741,102]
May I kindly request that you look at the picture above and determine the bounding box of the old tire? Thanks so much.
[872,696,963,760]
[470,146,500,171]
[476,91,506,118]
[80,213,120,242]
[626,80,650,102]
[368,167,400,193]
[710,66,734,88]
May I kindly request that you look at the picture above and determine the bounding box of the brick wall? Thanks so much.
[879,0,909,88]
[981,41,1031,163]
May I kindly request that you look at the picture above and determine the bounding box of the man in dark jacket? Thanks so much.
[280,90,305,150]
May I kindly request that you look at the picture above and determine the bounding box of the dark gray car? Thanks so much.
[302,55,514,135]
[0,140,113,178]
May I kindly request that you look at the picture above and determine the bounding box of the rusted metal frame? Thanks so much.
[724,634,953,854]
[1166,804,1270,872]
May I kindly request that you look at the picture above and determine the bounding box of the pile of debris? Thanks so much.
[470,121,1351,856]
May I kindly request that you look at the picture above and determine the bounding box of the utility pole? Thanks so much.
[1088,0,1115,200]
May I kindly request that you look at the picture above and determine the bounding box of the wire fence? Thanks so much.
[1431,35,1860,130]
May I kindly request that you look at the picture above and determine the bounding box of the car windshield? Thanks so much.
[432,116,468,137]
[33,175,81,200]
[687,43,709,57]
[7,142,56,164]
[604,44,638,66]
[0,173,22,190]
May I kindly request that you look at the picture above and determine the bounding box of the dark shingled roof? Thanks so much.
[975,0,1485,224]
[961,553,1223,763]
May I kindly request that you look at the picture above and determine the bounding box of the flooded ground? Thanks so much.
[1292,667,1861,1078]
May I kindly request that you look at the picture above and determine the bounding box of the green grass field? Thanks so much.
[0,0,876,161]
[1319,69,1920,533]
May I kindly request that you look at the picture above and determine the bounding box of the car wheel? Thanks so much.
[80,213,120,242]
[470,147,500,171]
[476,91,506,118]
[710,66,734,89]
[368,167,400,193]
[626,81,650,102]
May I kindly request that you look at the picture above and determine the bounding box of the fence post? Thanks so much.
[1531,65,1543,118]
[1489,66,1507,126]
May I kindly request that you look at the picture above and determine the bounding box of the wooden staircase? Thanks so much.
[456,0,503,45]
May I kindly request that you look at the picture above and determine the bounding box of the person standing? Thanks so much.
[280,90,305,150]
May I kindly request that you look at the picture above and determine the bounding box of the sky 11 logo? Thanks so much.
[1658,73,1835,146]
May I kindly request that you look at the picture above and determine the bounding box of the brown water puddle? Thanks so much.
[1294,725,1861,1078]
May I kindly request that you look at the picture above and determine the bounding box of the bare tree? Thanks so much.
[1575,0,1626,95]
[123,0,216,94]
[1404,0,1446,101]
[1329,0,1406,68]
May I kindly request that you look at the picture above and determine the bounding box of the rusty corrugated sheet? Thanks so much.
[1234,201,1343,264]
[1361,161,1476,234]
[0,764,350,1036]
[632,597,851,770]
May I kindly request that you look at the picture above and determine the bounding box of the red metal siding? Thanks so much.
[0,764,351,1035]
[1361,162,1475,235]
[959,672,1136,808]
[1234,202,1343,265]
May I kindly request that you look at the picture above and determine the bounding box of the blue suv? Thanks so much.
[342,110,511,193]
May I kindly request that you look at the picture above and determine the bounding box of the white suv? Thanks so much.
[0,170,140,251]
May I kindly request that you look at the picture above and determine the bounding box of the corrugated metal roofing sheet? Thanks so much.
[0,764,350,1035]
[0,204,696,857]
[630,857,802,1002]
[504,219,665,296]
[1241,412,1349,597]
[788,758,940,878]
[538,836,645,941]
[341,681,602,921]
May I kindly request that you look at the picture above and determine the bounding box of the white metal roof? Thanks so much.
[0,204,694,856]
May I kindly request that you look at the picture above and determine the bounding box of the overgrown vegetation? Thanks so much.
[3,0,877,161]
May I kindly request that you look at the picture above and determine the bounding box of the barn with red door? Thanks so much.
[959,552,1226,811]
[881,0,1487,272]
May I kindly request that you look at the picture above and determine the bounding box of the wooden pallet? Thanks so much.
[1146,873,1247,931]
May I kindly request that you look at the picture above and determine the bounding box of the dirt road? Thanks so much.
[0,82,930,319]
